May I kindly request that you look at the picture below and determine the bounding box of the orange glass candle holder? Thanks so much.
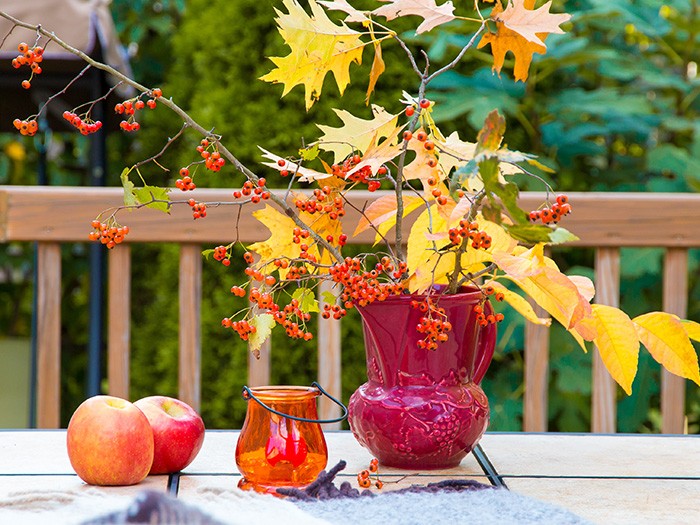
[235,382,347,493]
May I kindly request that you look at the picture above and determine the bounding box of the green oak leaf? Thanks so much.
[120,167,137,207]
[133,185,171,213]
[248,313,275,353]
[299,143,320,162]
[292,287,320,313]
[321,290,337,306]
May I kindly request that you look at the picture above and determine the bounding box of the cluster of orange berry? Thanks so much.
[321,303,347,320]
[529,195,572,224]
[11,42,44,89]
[115,88,162,132]
[187,199,207,219]
[329,154,385,191]
[62,111,102,135]
[175,168,196,191]
[220,317,256,340]
[404,98,431,118]
[196,138,226,172]
[294,185,346,222]
[88,220,129,249]
[232,179,271,203]
[357,458,383,489]
[448,220,492,249]
[412,297,453,350]
[473,303,504,327]
[12,118,38,136]
[212,245,231,266]
[330,256,407,310]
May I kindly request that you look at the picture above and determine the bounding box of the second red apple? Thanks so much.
[134,395,205,474]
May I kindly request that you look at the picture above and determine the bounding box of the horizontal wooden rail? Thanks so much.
[1,186,698,431]
[1,186,700,247]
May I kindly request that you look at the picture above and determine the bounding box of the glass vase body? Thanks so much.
[348,287,497,469]
[235,386,328,493]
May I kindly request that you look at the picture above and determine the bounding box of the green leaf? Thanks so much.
[248,313,275,354]
[292,287,319,313]
[478,157,500,191]
[321,290,337,306]
[491,181,529,225]
[133,185,171,213]
[120,167,137,207]
[548,227,580,245]
[299,143,320,162]
[503,223,553,244]
[201,248,215,261]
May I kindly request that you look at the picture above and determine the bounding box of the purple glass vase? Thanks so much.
[348,287,497,469]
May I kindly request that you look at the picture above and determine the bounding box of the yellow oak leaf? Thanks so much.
[477,0,546,82]
[352,193,423,242]
[345,130,404,177]
[487,280,551,326]
[633,312,700,385]
[260,0,365,110]
[365,25,386,105]
[497,0,571,48]
[682,319,700,342]
[316,105,399,164]
[407,251,457,294]
[403,130,442,186]
[372,0,456,34]
[590,304,640,395]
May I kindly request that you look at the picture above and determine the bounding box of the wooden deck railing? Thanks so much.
[1,186,699,433]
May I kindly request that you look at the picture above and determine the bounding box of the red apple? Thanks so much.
[67,395,154,486]
[134,396,205,474]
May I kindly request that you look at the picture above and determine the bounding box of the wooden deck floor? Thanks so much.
[0,430,698,524]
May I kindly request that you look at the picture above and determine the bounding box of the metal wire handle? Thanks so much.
[241,382,348,424]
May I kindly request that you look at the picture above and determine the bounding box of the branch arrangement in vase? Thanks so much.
[2,0,699,396]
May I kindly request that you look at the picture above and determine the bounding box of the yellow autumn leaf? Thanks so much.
[633,312,700,385]
[316,105,399,164]
[497,0,571,48]
[260,0,366,110]
[259,147,332,182]
[346,130,405,178]
[407,204,448,276]
[591,304,639,395]
[477,0,546,82]
[407,251,456,294]
[682,319,700,342]
[492,243,546,279]
[352,194,423,242]
[569,275,595,302]
[487,280,551,326]
[403,130,443,186]
[365,24,385,104]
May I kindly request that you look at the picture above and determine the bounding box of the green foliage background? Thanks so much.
[0,0,698,431]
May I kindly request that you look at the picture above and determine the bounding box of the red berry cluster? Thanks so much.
[293,185,345,222]
[213,245,231,266]
[88,220,129,249]
[12,118,38,136]
[321,303,347,320]
[448,220,492,249]
[115,89,161,132]
[187,199,207,219]
[232,179,271,203]
[175,168,196,191]
[62,111,102,135]
[221,317,256,341]
[196,138,226,172]
[331,256,407,311]
[412,297,453,350]
[11,42,44,89]
[529,195,572,225]
[473,303,504,327]
[329,154,384,191]
[357,458,382,489]
[290,227,318,263]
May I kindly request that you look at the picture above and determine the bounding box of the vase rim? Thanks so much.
[245,385,320,401]
[360,285,484,305]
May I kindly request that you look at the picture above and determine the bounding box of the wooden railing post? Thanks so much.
[661,248,688,434]
[36,242,61,428]
[592,247,620,433]
[317,281,342,429]
[179,244,202,412]
[524,302,550,432]
[107,245,131,399]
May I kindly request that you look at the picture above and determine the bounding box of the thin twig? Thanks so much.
[133,123,189,170]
